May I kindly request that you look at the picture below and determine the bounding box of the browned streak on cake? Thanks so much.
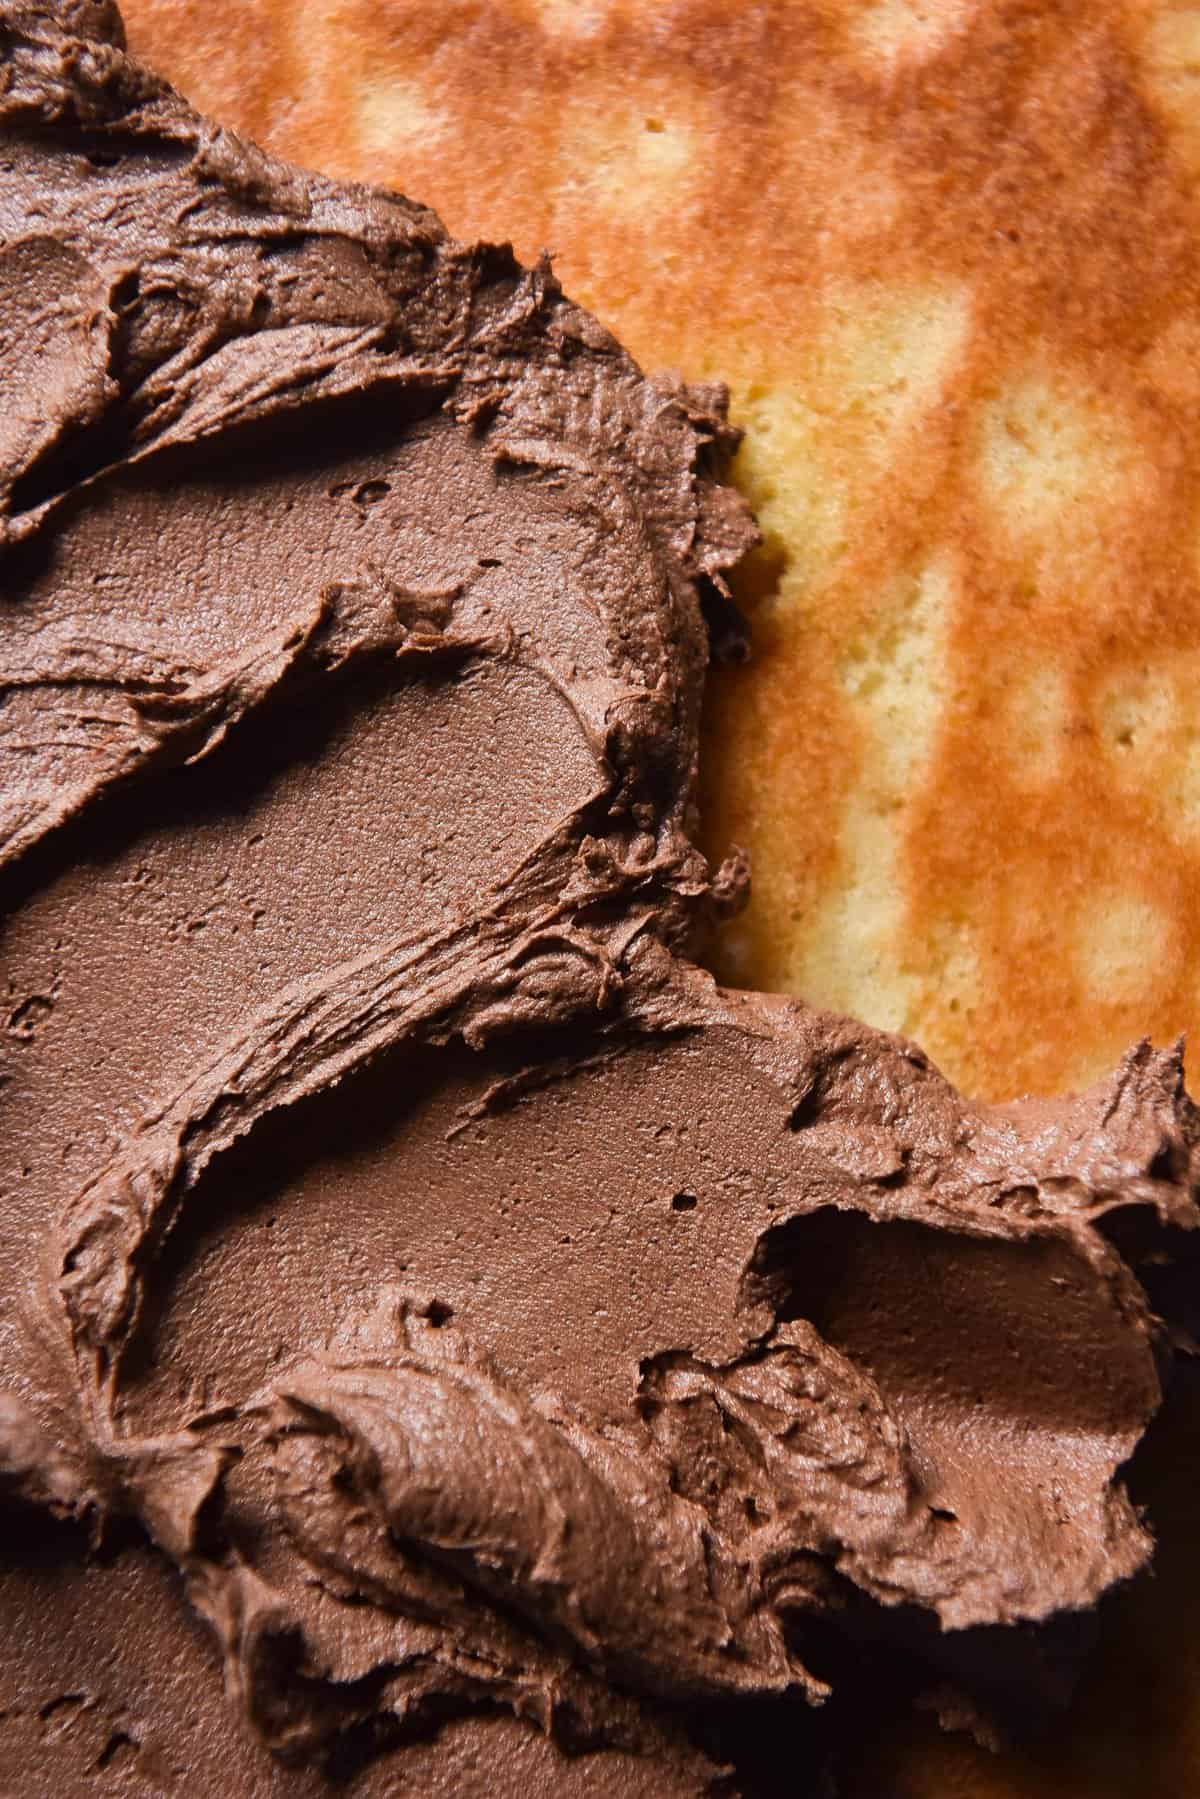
[122,0,1200,1107]
[25,2,1200,1793]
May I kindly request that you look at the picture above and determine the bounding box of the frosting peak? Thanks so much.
[0,7,1196,1793]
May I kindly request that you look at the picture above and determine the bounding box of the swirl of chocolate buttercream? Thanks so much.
[0,7,1198,1792]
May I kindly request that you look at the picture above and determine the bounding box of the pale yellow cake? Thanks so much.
[115,3,1200,1792]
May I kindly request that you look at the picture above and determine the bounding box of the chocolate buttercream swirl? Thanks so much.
[0,6,1197,1791]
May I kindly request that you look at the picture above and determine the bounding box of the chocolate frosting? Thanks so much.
[1,5,1198,1792]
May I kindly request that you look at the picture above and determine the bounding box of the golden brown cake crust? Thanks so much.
[97,2,1200,1793]
[121,0,1200,1110]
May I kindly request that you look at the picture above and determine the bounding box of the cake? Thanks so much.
[1,4,1198,1795]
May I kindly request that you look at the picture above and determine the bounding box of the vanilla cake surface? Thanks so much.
[90,2,1200,1792]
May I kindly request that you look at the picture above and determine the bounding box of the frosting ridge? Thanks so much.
[0,6,1197,1793]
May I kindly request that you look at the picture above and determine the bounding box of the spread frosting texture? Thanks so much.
[1,6,1198,1794]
